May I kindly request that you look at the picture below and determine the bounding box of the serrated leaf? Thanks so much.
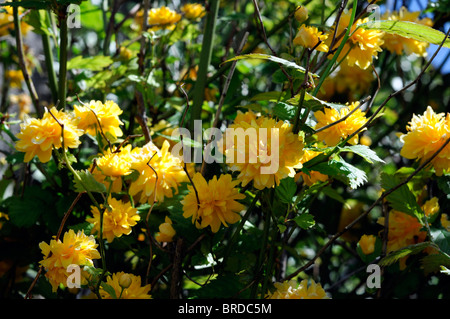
[380,173,424,222]
[275,177,297,204]
[73,170,107,193]
[272,102,296,121]
[431,229,450,255]
[338,144,385,164]
[379,241,437,267]
[222,53,318,76]
[293,213,315,229]
[313,156,367,189]
[420,252,450,275]
[359,20,450,48]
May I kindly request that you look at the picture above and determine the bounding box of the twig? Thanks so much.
[12,7,41,116]
[252,0,294,96]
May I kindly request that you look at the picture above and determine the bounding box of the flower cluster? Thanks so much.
[181,173,245,233]
[399,106,450,176]
[15,107,83,163]
[87,197,140,243]
[39,230,101,292]
[221,110,305,190]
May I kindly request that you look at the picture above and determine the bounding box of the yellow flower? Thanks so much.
[421,197,439,217]
[267,279,330,299]
[326,10,384,69]
[74,100,123,140]
[155,216,176,243]
[87,197,140,243]
[95,144,134,179]
[294,149,328,186]
[377,210,427,253]
[399,106,450,176]
[129,140,189,204]
[293,25,329,52]
[222,110,305,190]
[314,101,367,146]
[15,107,83,163]
[181,3,206,20]
[441,214,450,231]
[148,6,181,31]
[358,234,377,255]
[39,229,101,292]
[181,173,245,233]
[5,70,24,88]
[99,272,151,299]
[382,7,433,56]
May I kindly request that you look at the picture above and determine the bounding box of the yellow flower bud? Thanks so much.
[119,273,133,289]
[358,235,376,255]
[294,6,308,23]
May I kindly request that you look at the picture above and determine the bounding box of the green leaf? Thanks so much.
[379,241,437,267]
[67,55,113,71]
[272,102,296,121]
[73,170,107,193]
[338,144,385,164]
[431,229,450,255]
[222,53,318,76]
[312,156,367,189]
[380,173,424,222]
[292,213,315,229]
[5,186,54,228]
[275,177,297,204]
[359,20,450,48]
[24,10,51,36]
[421,253,450,275]
[100,282,117,299]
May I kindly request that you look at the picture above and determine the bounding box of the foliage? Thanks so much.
[0,0,450,300]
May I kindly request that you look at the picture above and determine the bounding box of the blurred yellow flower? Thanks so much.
[441,214,450,231]
[181,3,205,20]
[181,173,245,233]
[9,93,32,119]
[15,107,83,163]
[293,25,329,52]
[0,5,32,37]
[99,272,151,299]
[326,10,384,69]
[399,106,450,176]
[314,101,367,146]
[148,6,181,31]
[5,70,24,88]
[382,7,433,56]
[222,110,304,190]
[155,216,176,243]
[39,229,101,292]
[74,100,124,140]
[87,197,140,243]
[358,234,377,255]
[267,279,330,299]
